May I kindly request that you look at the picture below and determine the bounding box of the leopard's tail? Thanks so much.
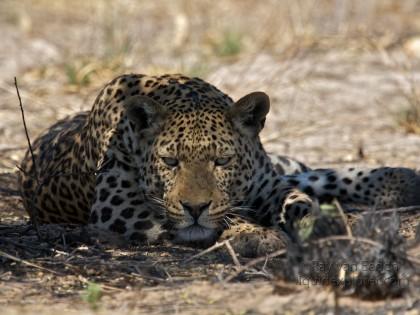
[284,167,420,209]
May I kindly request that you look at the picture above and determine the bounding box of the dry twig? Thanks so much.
[14,77,41,236]
[0,249,63,275]
[15,77,37,179]
[311,235,420,266]
[224,240,241,267]
[333,199,352,237]
[367,205,420,215]
[182,238,237,264]
[224,248,287,283]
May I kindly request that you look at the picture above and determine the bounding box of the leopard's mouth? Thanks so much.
[172,223,221,247]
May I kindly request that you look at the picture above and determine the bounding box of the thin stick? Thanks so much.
[225,231,420,283]
[0,249,63,275]
[224,240,241,267]
[224,248,287,283]
[182,238,234,264]
[15,77,41,236]
[348,205,420,215]
[132,265,166,283]
[312,235,384,248]
[12,81,98,236]
[311,235,420,266]
[15,77,38,181]
[333,199,352,237]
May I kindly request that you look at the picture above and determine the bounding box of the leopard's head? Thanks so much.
[124,90,270,246]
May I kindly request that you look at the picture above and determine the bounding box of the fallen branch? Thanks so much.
[224,231,420,283]
[15,77,37,178]
[224,240,241,267]
[348,205,420,215]
[333,199,352,237]
[224,248,287,283]
[182,238,236,264]
[0,249,63,276]
[311,235,420,266]
[15,77,41,237]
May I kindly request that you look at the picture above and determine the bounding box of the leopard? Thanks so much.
[18,73,420,256]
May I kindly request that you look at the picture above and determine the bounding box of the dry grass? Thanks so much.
[397,77,420,134]
[3,0,420,76]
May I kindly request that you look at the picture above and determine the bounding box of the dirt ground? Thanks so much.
[1,1,420,314]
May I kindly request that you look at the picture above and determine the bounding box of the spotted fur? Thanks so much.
[18,74,420,256]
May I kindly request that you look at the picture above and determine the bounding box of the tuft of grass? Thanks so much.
[398,105,420,134]
[283,210,412,300]
[184,63,210,78]
[214,31,242,57]
[63,57,126,91]
[397,82,420,134]
[81,282,102,310]
[65,61,95,87]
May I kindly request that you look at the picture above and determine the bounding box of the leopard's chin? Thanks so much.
[173,224,220,248]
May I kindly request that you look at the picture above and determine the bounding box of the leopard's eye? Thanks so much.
[161,157,179,167]
[215,156,233,167]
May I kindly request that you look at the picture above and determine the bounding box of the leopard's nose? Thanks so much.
[180,201,212,220]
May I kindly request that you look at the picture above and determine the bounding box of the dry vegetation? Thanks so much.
[1,0,420,314]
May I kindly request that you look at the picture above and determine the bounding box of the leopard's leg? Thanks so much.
[267,153,311,175]
[88,160,167,244]
[219,217,289,257]
[276,187,347,241]
[245,175,343,243]
[283,167,420,208]
[279,188,318,232]
[218,188,316,257]
[268,152,420,208]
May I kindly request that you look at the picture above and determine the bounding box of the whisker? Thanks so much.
[230,199,247,203]
[231,206,256,212]
[223,218,231,229]
[226,214,253,221]
[225,216,235,225]
[230,209,256,215]
[145,194,168,210]
[147,195,165,204]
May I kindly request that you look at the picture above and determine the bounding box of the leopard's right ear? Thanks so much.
[229,92,270,137]
[124,95,167,134]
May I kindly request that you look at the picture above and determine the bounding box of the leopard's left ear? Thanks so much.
[229,92,270,136]
[124,95,167,135]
